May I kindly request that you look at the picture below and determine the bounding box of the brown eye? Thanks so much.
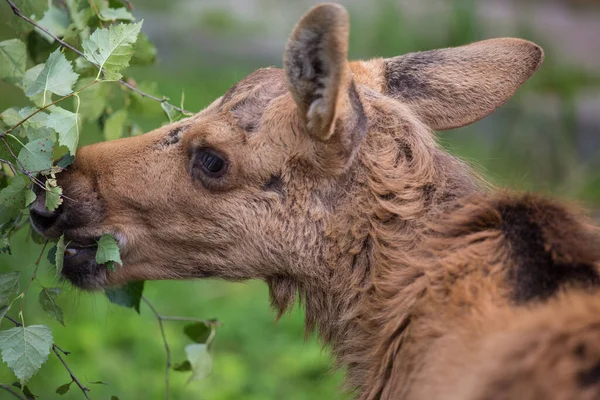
[195,148,228,177]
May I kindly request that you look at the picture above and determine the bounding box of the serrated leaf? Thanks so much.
[0,39,27,85]
[0,272,21,307]
[25,49,79,105]
[99,7,134,21]
[82,21,143,81]
[76,78,109,122]
[46,107,79,154]
[45,184,63,212]
[38,287,64,326]
[55,235,65,274]
[103,109,127,141]
[185,343,212,382]
[105,281,144,313]
[184,323,211,344]
[0,325,53,384]
[56,381,71,394]
[131,33,156,66]
[173,360,192,372]
[35,5,70,43]
[17,137,54,173]
[96,234,122,265]
[1,106,54,141]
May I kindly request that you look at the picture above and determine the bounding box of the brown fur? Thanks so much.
[29,3,600,399]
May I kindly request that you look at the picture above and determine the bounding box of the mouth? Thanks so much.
[61,239,108,290]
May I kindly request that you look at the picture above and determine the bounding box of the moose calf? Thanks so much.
[30,3,600,399]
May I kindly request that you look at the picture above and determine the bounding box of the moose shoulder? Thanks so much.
[29,3,600,399]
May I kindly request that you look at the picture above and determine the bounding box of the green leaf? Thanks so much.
[0,177,28,225]
[0,325,53,384]
[55,235,65,274]
[38,287,64,326]
[66,0,92,30]
[57,153,75,169]
[105,281,144,313]
[56,381,71,395]
[8,0,47,34]
[99,7,134,21]
[0,39,27,85]
[17,137,54,173]
[82,21,143,81]
[0,272,21,307]
[47,245,57,266]
[45,183,63,212]
[25,189,36,207]
[46,107,79,154]
[35,5,70,43]
[173,360,192,372]
[25,49,79,105]
[185,343,212,382]
[103,109,127,141]
[183,322,211,344]
[96,234,122,265]
[111,396,120,400]
[22,65,45,107]
[131,33,156,66]
[161,101,186,123]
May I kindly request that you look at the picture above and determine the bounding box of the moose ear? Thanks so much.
[384,38,544,130]
[284,3,367,171]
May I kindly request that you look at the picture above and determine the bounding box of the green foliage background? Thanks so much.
[0,0,599,399]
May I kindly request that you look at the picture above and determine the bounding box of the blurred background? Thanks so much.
[0,0,599,399]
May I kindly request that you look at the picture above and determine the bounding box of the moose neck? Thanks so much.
[293,141,481,389]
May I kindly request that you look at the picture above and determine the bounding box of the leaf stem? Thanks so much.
[18,241,48,324]
[4,0,192,116]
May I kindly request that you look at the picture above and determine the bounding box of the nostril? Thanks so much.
[29,182,62,233]
[29,207,61,233]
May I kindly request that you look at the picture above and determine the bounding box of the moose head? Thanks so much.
[29,5,547,378]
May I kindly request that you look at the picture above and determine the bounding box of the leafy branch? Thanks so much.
[3,315,91,399]
[142,295,220,400]
[5,0,191,115]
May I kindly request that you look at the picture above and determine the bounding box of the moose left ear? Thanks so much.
[284,3,367,172]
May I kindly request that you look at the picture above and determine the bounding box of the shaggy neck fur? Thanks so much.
[270,98,480,395]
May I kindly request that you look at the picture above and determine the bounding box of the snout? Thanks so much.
[30,176,109,289]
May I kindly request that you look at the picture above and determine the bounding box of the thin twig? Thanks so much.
[142,295,171,400]
[5,0,191,115]
[52,347,91,399]
[19,241,48,322]
[0,385,26,400]
[2,315,91,399]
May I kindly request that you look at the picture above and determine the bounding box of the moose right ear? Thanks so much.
[382,38,544,130]
[284,3,367,174]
